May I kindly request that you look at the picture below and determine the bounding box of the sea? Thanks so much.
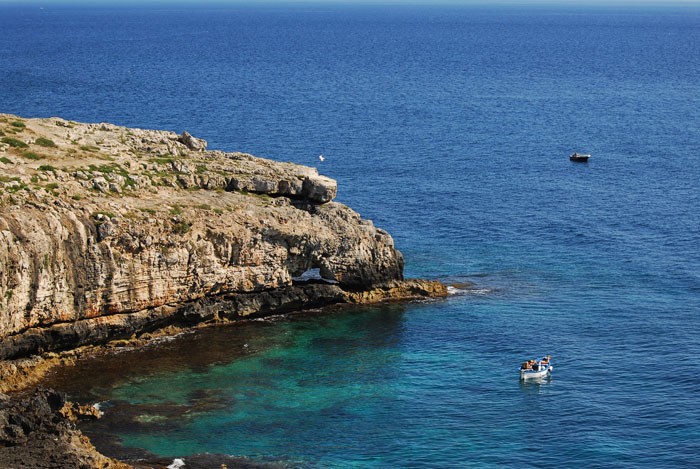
[2,2,700,467]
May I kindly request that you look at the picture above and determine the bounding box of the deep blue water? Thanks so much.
[3,3,700,467]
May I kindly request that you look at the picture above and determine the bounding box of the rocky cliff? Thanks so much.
[0,114,445,361]
[0,388,126,468]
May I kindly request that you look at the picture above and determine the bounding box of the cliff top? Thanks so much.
[0,113,337,212]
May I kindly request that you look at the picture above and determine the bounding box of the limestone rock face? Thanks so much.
[178,130,207,151]
[0,114,430,359]
[302,175,337,203]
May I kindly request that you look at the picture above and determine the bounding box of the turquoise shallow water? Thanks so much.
[4,3,700,467]
[47,291,700,467]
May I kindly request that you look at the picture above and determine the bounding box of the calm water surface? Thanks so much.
[2,3,700,467]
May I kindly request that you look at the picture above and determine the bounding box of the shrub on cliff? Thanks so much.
[35,137,57,147]
[1,137,28,148]
[172,220,191,234]
[21,151,44,160]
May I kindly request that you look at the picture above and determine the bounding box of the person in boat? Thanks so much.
[521,359,538,371]
[534,356,551,370]
[521,356,551,373]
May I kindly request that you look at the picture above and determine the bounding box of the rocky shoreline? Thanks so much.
[0,114,447,467]
[0,388,124,468]
[1,385,287,468]
[1,294,446,468]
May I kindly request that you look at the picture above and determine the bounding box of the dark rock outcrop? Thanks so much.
[0,388,125,468]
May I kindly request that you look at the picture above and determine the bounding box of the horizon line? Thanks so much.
[2,0,700,6]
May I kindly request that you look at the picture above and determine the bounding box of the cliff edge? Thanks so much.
[0,114,445,362]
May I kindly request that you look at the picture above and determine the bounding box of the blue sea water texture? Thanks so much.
[2,3,700,467]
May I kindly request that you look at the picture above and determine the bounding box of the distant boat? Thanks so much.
[570,152,590,162]
[519,356,553,380]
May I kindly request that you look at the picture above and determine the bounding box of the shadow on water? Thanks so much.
[39,303,411,462]
[41,319,278,400]
[43,303,403,388]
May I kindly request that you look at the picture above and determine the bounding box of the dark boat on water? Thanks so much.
[569,152,590,162]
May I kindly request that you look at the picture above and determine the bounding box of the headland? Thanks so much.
[0,114,446,467]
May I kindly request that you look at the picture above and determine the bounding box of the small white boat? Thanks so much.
[519,356,553,380]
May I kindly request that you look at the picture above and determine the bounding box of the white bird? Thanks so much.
[318,154,325,162]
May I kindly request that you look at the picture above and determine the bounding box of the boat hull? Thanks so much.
[520,365,553,380]
[569,153,590,162]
